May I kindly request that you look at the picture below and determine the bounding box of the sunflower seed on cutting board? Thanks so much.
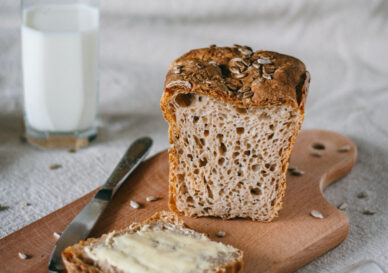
[18,252,30,260]
[310,210,324,219]
[49,164,62,170]
[146,196,159,202]
[310,151,322,157]
[130,200,140,209]
[338,145,351,152]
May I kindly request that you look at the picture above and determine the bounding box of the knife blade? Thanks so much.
[48,136,153,273]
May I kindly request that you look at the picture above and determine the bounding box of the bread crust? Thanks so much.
[161,45,309,221]
[62,211,244,273]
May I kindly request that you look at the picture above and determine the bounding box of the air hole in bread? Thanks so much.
[193,116,199,123]
[233,152,240,158]
[175,93,195,107]
[204,130,209,137]
[198,96,203,102]
[219,143,227,155]
[235,107,247,114]
[194,169,199,175]
[217,133,223,140]
[252,164,259,171]
[312,143,325,150]
[200,138,205,146]
[218,157,225,165]
[187,154,193,161]
[199,158,208,167]
[268,133,274,140]
[244,150,251,156]
[250,188,261,195]
[207,185,213,198]
[236,127,245,135]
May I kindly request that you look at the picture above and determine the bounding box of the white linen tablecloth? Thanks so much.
[0,0,387,271]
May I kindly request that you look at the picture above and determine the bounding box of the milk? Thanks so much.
[22,3,99,132]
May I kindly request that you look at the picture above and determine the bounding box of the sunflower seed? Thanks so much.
[310,151,322,157]
[252,62,260,69]
[290,169,304,176]
[166,80,192,89]
[233,44,242,48]
[68,148,77,153]
[0,204,9,211]
[362,209,376,215]
[263,74,273,80]
[238,46,253,56]
[130,200,140,209]
[208,61,219,66]
[338,145,351,152]
[209,44,216,48]
[146,196,159,202]
[338,202,348,210]
[229,67,241,74]
[53,232,61,239]
[49,164,62,170]
[216,231,226,238]
[234,73,248,79]
[173,65,183,74]
[357,191,368,199]
[21,202,31,207]
[258,58,272,65]
[18,252,30,260]
[310,210,324,219]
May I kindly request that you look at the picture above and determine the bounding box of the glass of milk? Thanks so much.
[21,0,99,149]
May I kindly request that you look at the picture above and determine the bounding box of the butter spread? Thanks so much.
[84,225,235,273]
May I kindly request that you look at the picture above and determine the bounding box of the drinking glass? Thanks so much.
[21,0,99,149]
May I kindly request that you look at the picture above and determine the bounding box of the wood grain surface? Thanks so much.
[0,129,357,273]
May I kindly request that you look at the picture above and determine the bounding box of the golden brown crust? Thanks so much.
[62,211,243,273]
[162,45,309,112]
[161,45,310,221]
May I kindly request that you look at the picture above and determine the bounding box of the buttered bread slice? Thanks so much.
[62,211,243,273]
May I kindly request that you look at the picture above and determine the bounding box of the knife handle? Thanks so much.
[95,137,153,200]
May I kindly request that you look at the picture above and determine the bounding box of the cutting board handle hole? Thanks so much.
[312,143,325,150]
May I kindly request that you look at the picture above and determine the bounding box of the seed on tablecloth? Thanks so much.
[49,164,62,170]
[18,252,30,260]
[130,200,140,209]
[0,204,9,211]
[310,210,324,219]
[338,202,348,210]
[362,209,376,215]
[146,196,159,202]
[21,202,31,207]
[216,231,226,238]
[68,148,77,153]
[357,191,368,199]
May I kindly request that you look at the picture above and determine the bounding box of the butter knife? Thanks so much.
[48,136,153,273]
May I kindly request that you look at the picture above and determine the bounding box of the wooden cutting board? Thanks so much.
[0,129,357,273]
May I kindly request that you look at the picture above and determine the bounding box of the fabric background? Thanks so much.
[0,0,387,271]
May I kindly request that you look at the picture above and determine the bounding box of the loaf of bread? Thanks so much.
[62,211,243,273]
[160,45,309,222]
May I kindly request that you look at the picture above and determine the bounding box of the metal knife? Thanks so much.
[48,136,153,273]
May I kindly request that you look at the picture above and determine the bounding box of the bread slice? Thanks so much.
[62,211,243,273]
[160,45,309,222]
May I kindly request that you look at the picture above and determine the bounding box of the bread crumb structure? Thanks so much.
[161,45,309,221]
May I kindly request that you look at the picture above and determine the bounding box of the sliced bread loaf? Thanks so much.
[62,211,243,273]
[160,45,309,221]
